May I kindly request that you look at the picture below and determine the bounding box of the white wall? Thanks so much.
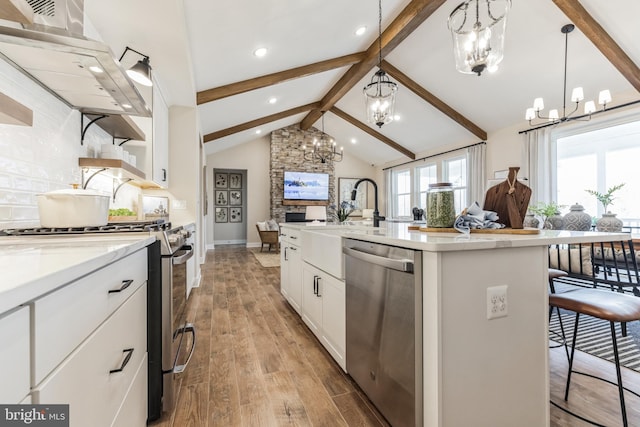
[0,58,138,229]
[206,136,271,248]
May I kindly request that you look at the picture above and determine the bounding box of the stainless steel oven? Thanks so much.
[161,235,195,412]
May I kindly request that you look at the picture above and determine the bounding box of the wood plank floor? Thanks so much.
[150,245,640,427]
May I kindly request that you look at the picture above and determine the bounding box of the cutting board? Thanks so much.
[417,227,540,234]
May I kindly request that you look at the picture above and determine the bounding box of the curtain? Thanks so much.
[384,168,392,217]
[467,143,486,205]
[522,128,553,204]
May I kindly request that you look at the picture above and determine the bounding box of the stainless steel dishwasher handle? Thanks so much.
[343,246,414,273]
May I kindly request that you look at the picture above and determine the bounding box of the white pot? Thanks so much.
[37,189,110,228]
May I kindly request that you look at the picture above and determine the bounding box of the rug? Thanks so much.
[549,312,640,372]
[249,248,280,268]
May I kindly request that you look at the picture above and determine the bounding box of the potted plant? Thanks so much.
[528,202,566,230]
[330,201,354,223]
[586,183,625,231]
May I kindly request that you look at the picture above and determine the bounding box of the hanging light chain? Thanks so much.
[378,0,382,68]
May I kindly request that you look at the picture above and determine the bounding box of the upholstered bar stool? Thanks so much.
[548,269,569,354]
[549,288,640,427]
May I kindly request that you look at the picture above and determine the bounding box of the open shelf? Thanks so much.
[83,114,146,141]
[79,158,160,189]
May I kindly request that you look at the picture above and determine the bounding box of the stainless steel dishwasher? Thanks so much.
[343,239,422,427]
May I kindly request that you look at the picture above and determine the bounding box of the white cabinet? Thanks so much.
[29,247,149,427]
[152,80,169,186]
[301,262,346,370]
[34,285,147,427]
[0,306,30,403]
[280,226,303,314]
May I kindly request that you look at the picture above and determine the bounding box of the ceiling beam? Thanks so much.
[203,102,321,143]
[381,60,487,140]
[330,107,416,160]
[300,0,448,130]
[196,52,366,105]
[552,0,640,92]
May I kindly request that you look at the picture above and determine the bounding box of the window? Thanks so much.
[393,169,411,217]
[389,155,468,219]
[556,120,640,221]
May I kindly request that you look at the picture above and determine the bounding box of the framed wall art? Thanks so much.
[229,190,242,205]
[215,190,228,206]
[338,177,367,216]
[229,207,242,223]
[215,207,228,223]
[229,173,242,189]
[215,172,228,188]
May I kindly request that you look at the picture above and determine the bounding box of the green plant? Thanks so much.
[585,183,625,212]
[329,201,354,222]
[528,202,565,220]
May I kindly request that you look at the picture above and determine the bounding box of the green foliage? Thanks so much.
[585,183,625,212]
[329,201,354,222]
[527,201,565,219]
[109,208,136,216]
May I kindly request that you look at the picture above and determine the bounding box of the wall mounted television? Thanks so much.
[283,171,329,204]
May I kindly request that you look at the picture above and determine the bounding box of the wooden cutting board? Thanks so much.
[417,227,540,234]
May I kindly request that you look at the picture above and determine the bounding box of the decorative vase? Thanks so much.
[523,213,540,229]
[563,203,592,231]
[596,212,623,232]
[544,211,564,230]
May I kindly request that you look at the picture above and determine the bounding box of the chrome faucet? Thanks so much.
[351,178,385,227]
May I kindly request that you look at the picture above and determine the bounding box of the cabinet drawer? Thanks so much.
[280,227,301,244]
[33,248,147,385]
[112,354,148,427]
[34,284,147,427]
[0,306,29,403]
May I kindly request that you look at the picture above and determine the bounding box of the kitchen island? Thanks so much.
[280,222,629,427]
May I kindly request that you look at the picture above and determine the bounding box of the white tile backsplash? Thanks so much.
[0,58,141,229]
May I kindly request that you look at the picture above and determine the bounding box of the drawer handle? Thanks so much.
[108,279,134,294]
[290,235,298,240]
[109,348,134,374]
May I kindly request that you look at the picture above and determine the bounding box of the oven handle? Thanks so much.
[343,246,414,273]
[172,245,194,265]
[172,323,196,374]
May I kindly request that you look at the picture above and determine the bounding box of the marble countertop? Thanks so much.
[281,221,630,251]
[0,235,155,315]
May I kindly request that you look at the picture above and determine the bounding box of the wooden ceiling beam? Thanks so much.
[381,60,487,140]
[552,0,640,92]
[196,52,366,105]
[203,102,320,143]
[330,107,416,160]
[300,0,448,130]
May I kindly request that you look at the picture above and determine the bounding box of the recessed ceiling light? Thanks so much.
[268,97,277,104]
[351,138,357,144]
[393,114,401,121]
[122,103,132,109]
[255,129,262,134]
[355,26,367,36]
[254,47,268,57]
[89,65,103,73]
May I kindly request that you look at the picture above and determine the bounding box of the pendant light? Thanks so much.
[447,0,511,76]
[363,0,398,128]
[302,113,344,164]
[524,24,611,127]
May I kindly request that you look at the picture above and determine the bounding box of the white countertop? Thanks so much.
[281,222,630,251]
[0,235,155,315]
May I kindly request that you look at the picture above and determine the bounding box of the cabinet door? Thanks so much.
[301,264,322,338]
[321,274,346,370]
[280,246,290,298]
[0,306,29,403]
[287,245,303,314]
[152,80,169,186]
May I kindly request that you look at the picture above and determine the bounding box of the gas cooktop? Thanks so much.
[0,220,172,236]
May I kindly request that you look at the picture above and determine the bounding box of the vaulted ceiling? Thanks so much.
[87,0,640,167]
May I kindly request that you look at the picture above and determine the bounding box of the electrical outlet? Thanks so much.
[487,285,508,320]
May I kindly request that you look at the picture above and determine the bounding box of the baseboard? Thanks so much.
[246,242,261,248]
[205,244,215,250]
[213,239,246,245]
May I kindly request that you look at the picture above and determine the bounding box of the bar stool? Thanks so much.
[549,288,640,427]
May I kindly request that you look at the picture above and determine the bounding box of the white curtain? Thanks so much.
[467,143,486,205]
[522,128,554,204]
[384,168,392,217]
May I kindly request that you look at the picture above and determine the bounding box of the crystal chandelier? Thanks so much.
[302,114,343,163]
[363,0,398,128]
[447,0,511,76]
[525,24,611,127]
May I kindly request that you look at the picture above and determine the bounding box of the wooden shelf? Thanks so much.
[0,91,32,126]
[0,0,33,25]
[83,114,145,141]
[79,158,160,189]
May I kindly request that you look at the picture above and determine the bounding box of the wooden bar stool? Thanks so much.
[549,288,640,427]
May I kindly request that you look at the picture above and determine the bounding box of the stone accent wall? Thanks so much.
[270,124,335,223]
